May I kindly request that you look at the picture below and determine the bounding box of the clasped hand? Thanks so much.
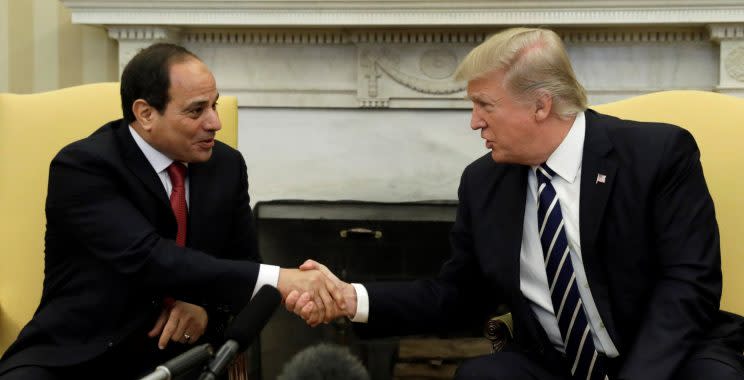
[280,260,357,326]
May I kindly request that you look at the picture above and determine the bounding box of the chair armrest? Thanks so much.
[484,313,514,352]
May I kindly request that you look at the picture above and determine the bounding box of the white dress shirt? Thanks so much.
[520,113,617,357]
[129,126,279,299]
[351,113,618,357]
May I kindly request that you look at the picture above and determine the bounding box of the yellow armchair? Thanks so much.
[0,82,238,355]
[594,90,744,316]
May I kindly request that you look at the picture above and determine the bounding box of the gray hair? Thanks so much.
[455,27,587,117]
[277,343,370,380]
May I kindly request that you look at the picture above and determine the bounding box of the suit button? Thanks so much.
[107,341,114,348]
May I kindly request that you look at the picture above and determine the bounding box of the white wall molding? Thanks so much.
[724,46,744,82]
[185,30,349,45]
[709,24,744,41]
[709,24,744,95]
[57,0,744,203]
[62,1,744,27]
[560,29,708,43]
[183,28,713,46]
[108,26,181,76]
[355,44,469,108]
[61,0,744,107]
[107,26,180,41]
[184,30,490,45]
[167,26,720,109]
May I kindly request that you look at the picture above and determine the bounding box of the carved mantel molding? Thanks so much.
[710,24,744,95]
[61,1,744,27]
[57,0,744,208]
[61,1,744,106]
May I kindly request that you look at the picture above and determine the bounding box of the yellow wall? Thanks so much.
[0,0,117,94]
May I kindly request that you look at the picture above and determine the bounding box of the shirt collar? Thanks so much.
[129,125,175,174]
[539,112,586,183]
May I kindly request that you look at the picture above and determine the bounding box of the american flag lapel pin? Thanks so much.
[596,173,607,184]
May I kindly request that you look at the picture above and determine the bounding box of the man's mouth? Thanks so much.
[196,138,215,149]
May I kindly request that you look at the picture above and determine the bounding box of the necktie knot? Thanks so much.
[537,163,556,182]
[167,162,187,189]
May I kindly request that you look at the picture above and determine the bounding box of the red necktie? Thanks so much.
[166,162,188,247]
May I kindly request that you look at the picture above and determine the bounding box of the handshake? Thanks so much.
[277,260,356,326]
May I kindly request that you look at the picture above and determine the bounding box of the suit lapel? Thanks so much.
[493,165,527,291]
[579,110,620,345]
[186,161,211,244]
[115,121,171,209]
[481,164,551,347]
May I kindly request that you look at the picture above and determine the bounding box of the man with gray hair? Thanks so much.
[288,28,744,379]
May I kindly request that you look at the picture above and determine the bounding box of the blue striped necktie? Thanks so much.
[536,164,607,380]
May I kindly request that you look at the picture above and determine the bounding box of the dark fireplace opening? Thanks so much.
[254,200,492,380]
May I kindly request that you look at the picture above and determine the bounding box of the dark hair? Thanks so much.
[120,43,199,123]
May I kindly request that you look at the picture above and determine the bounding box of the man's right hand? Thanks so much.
[147,300,208,349]
[284,259,358,326]
[277,265,348,327]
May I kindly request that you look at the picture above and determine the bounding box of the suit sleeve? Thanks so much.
[46,144,259,312]
[202,152,261,341]
[618,129,721,380]
[223,153,260,261]
[360,166,490,337]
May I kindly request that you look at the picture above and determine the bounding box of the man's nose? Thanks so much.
[470,109,485,130]
[203,108,222,131]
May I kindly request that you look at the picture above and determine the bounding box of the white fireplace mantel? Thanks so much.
[61,1,744,27]
[60,1,744,204]
[62,0,744,108]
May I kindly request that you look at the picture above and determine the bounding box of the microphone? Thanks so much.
[139,343,214,380]
[198,285,282,380]
[277,343,370,380]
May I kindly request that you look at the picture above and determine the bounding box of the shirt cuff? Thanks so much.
[253,264,281,299]
[350,283,369,323]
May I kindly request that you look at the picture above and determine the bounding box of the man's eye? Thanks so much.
[480,102,496,111]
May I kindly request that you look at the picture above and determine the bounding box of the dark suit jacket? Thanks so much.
[0,119,261,375]
[361,110,742,380]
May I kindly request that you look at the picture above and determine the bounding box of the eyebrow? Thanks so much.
[467,93,495,103]
[184,93,220,111]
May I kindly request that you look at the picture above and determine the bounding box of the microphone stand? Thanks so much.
[138,343,214,380]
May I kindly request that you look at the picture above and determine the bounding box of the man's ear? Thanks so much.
[132,99,155,130]
[534,91,553,122]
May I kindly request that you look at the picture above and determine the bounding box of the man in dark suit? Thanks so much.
[287,28,744,379]
[0,43,342,379]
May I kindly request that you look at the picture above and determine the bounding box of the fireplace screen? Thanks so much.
[254,200,491,380]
